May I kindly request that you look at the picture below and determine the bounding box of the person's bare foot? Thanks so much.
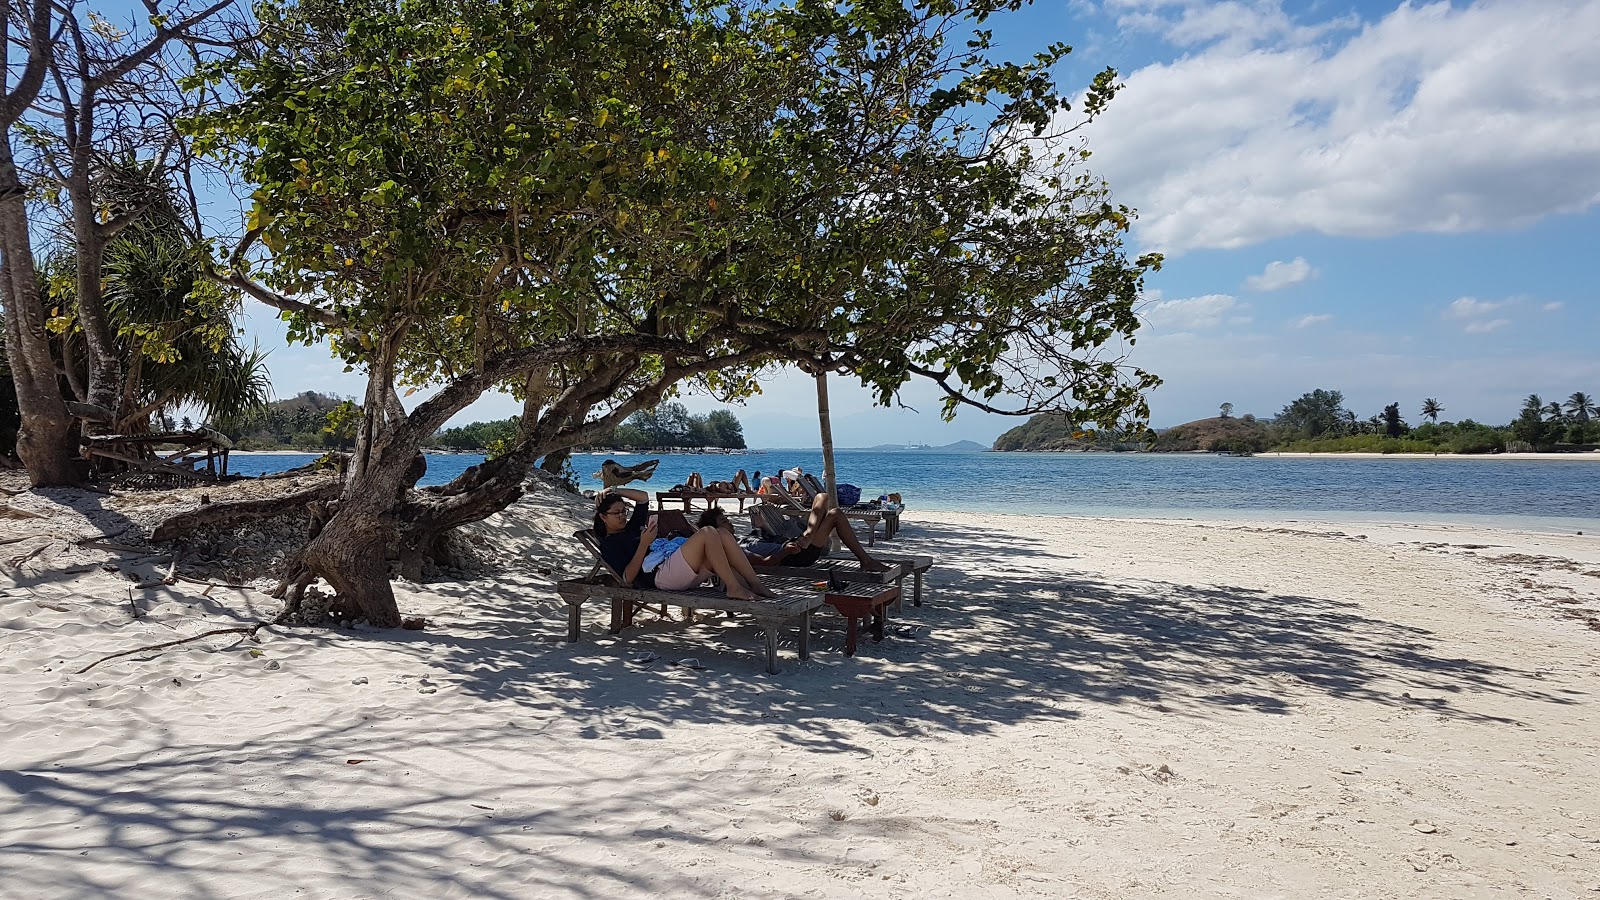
[727,588,757,601]
[751,582,776,598]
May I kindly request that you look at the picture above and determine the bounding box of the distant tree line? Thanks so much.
[428,402,746,452]
[996,390,1600,454]
[214,391,360,451]
[1263,389,1598,453]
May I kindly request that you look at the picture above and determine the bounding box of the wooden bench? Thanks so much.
[554,577,824,674]
[823,582,901,656]
[753,557,907,597]
[848,554,932,607]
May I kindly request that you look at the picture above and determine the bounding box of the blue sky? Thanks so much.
[240,0,1600,448]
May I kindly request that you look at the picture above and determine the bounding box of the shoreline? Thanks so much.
[1257,450,1600,460]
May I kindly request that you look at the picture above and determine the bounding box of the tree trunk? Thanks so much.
[0,139,81,486]
[298,506,402,627]
[815,368,838,507]
[69,171,123,428]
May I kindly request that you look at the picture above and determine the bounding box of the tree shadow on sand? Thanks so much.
[0,717,810,900]
[395,519,1577,754]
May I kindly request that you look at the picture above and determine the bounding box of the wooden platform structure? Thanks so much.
[83,428,236,487]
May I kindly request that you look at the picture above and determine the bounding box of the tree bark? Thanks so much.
[0,139,81,485]
[68,169,123,429]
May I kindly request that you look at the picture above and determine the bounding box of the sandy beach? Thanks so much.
[2,477,1597,898]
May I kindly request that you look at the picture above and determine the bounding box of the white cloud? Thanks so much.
[1464,318,1511,334]
[1075,0,1600,253]
[1243,256,1315,291]
[1444,296,1509,319]
[1290,313,1332,328]
[1141,293,1243,330]
[1543,301,1565,312]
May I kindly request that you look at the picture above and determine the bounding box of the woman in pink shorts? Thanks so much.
[593,488,772,600]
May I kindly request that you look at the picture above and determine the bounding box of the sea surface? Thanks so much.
[226,450,1600,533]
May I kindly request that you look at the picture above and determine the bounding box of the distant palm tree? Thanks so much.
[1565,392,1597,425]
[1544,401,1566,423]
[1421,398,1443,422]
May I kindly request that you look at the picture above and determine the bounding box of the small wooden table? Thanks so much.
[823,583,901,656]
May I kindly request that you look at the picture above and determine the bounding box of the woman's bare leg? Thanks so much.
[676,529,756,599]
[731,469,750,492]
[715,529,773,595]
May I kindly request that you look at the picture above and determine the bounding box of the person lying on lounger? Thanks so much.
[593,488,772,600]
[593,458,659,489]
[675,470,752,496]
[696,496,889,572]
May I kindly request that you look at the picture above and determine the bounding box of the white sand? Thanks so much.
[2,477,1598,898]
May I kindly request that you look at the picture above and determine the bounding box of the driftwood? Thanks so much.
[75,620,277,674]
[151,481,341,543]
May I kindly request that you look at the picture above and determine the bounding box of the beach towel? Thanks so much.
[642,536,688,573]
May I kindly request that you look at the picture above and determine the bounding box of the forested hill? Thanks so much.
[991,415,1094,451]
[222,391,356,450]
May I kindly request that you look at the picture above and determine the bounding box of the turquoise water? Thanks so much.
[226,450,1600,533]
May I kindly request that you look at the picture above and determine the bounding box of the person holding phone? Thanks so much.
[592,488,772,599]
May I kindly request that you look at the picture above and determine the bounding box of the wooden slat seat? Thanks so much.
[563,528,824,674]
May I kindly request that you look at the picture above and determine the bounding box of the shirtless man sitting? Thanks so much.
[698,493,889,572]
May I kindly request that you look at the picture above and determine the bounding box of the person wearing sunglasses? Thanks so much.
[592,488,772,600]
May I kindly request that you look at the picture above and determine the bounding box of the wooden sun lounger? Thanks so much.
[564,528,824,673]
[555,576,822,674]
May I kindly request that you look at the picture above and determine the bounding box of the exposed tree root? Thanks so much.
[150,480,340,543]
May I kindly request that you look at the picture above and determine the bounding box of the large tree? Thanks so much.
[1277,389,1348,439]
[186,0,1161,626]
[1564,392,1596,426]
[1,0,251,484]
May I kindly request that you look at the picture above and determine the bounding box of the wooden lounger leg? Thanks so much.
[759,623,780,675]
[609,598,626,633]
[843,615,860,657]
[913,570,924,607]
[872,604,887,643]
[798,609,812,661]
[566,598,586,642]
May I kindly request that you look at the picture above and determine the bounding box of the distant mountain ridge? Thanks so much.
[759,440,989,452]
[855,440,987,452]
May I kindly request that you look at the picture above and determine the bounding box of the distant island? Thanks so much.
[853,440,988,452]
[992,388,1599,454]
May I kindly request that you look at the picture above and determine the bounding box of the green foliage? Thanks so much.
[430,417,521,452]
[429,403,747,451]
[1382,402,1406,438]
[40,161,268,429]
[1275,435,1445,454]
[1276,389,1347,438]
[218,391,358,449]
[187,0,1161,458]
